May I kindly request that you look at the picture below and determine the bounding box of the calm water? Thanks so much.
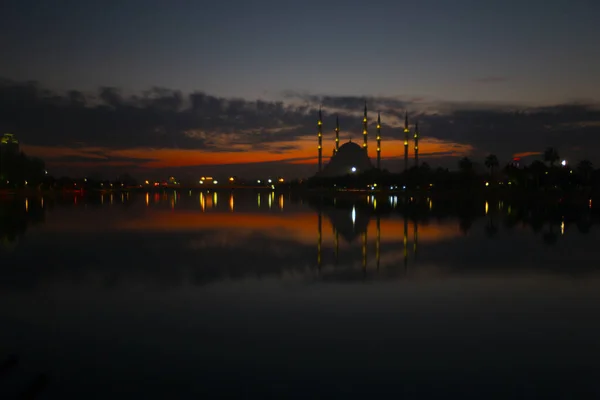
[1,191,600,399]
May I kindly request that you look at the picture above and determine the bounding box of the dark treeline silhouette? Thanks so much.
[307,147,599,198]
[0,150,46,188]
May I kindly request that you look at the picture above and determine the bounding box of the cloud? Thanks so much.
[513,151,542,159]
[2,79,600,177]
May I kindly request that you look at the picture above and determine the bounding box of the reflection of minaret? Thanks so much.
[414,121,419,167]
[403,210,408,271]
[362,231,367,270]
[318,106,323,173]
[376,112,381,169]
[413,217,418,258]
[317,209,322,270]
[335,116,340,154]
[376,214,381,270]
[362,102,368,152]
[403,112,409,172]
[334,227,339,264]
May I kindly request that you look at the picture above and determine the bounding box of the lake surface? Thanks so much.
[1,190,600,399]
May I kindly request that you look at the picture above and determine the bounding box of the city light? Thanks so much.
[229,177,235,182]
[213,180,218,184]
[561,160,567,166]
[351,167,356,173]
[268,179,272,183]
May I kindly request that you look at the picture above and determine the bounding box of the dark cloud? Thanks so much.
[0,79,319,151]
[283,92,600,164]
[49,154,158,165]
[1,79,600,170]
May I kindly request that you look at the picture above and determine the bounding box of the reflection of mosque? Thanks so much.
[315,198,419,276]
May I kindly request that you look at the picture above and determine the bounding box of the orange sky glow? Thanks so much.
[22,136,474,171]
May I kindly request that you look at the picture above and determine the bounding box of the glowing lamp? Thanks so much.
[351,167,357,173]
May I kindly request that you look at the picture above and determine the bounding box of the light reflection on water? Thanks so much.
[1,191,600,398]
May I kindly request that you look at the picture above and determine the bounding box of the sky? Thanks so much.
[1,0,600,179]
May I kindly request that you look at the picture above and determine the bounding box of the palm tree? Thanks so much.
[458,157,474,174]
[484,154,499,175]
[543,147,560,167]
[576,159,593,183]
[529,160,547,188]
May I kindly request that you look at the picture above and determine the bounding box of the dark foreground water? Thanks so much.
[1,191,600,399]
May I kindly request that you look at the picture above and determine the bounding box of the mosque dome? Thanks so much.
[319,141,373,177]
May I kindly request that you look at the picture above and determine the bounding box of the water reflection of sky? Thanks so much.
[1,192,600,398]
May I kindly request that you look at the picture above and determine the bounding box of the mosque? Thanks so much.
[315,104,420,177]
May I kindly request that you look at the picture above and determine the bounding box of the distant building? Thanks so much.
[320,141,373,177]
[315,104,418,177]
[0,133,19,155]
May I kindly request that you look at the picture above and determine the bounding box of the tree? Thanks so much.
[529,160,547,188]
[576,159,593,183]
[484,154,499,175]
[543,147,560,167]
[458,157,474,174]
[419,162,432,173]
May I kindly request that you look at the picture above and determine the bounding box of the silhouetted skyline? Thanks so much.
[1,0,599,178]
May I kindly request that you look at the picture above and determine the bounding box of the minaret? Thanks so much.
[376,112,381,169]
[362,102,368,152]
[335,115,340,154]
[403,111,409,172]
[414,121,419,167]
[317,106,323,173]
